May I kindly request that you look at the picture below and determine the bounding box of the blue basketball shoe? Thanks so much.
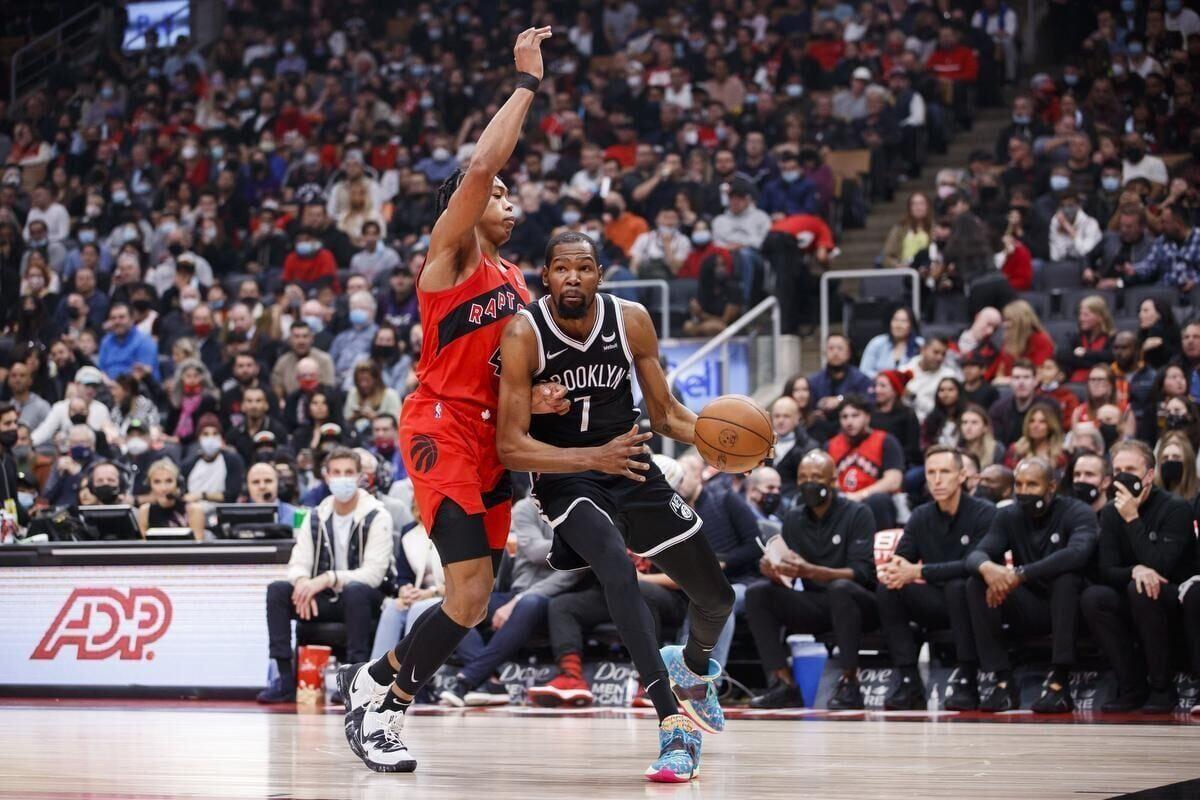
[660,644,725,734]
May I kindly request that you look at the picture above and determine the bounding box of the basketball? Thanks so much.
[694,394,775,473]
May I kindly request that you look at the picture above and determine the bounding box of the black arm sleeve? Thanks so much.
[1022,504,1099,582]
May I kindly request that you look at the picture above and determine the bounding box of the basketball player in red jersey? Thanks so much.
[337,26,644,774]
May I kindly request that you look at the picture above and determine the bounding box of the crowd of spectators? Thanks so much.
[1,1,1200,713]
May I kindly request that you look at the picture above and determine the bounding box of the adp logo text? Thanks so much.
[31,588,173,661]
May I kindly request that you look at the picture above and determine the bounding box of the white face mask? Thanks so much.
[180,297,199,313]
[199,435,222,457]
[125,437,149,456]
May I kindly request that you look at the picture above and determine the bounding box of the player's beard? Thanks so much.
[555,293,592,320]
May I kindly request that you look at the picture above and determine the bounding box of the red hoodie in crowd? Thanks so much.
[926,45,979,83]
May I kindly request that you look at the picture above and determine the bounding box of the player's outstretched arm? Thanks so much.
[623,302,697,445]
[496,316,651,479]
[423,26,551,291]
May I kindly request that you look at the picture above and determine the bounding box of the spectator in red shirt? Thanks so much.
[770,213,835,267]
[282,230,340,294]
[992,298,1055,383]
[996,226,1033,291]
[679,221,732,279]
[926,25,979,128]
[1058,295,1116,385]
[1036,357,1080,432]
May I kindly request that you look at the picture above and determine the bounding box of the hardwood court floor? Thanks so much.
[1,703,1198,800]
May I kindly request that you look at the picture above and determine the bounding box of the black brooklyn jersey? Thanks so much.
[522,292,640,448]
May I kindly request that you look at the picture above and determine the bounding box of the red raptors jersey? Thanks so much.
[826,430,888,493]
[412,254,530,411]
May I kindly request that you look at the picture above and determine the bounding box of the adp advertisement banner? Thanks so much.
[652,338,751,414]
[0,563,286,688]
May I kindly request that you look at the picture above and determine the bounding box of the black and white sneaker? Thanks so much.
[465,678,512,707]
[360,708,418,773]
[439,675,466,708]
[340,663,391,760]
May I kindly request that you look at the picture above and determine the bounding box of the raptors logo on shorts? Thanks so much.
[409,434,439,473]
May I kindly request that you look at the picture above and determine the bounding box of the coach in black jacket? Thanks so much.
[746,449,878,711]
[1081,441,1198,714]
[965,456,1098,714]
[877,445,995,711]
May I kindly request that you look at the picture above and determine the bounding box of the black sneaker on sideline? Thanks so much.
[748,682,804,709]
[884,674,926,710]
[827,675,864,710]
[1031,682,1074,714]
[1141,686,1179,715]
[464,678,512,707]
[255,675,295,704]
[943,668,979,711]
[1101,685,1149,713]
[979,676,1019,712]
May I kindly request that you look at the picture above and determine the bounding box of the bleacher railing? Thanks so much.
[661,296,781,458]
[819,268,921,366]
[10,4,103,104]
[599,279,669,335]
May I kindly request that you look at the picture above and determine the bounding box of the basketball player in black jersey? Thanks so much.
[496,231,736,783]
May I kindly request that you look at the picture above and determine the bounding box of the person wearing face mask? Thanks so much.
[282,229,340,294]
[330,291,380,380]
[180,414,245,506]
[78,461,132,509]
[1082,441,1198,713]
[413,138,460,185]
[974,463,1015,506]
[964,457,1099,713]
[44,424,99,508]
[877,445,996,710]
[743,466,784,523]
[259,447,394,703]
[271,321,337,399]
[746,449,879,710]
[1154,432,1198,502]
[0,403,29,534]
[22,185,70,244]
[1066,451,1111,515]
[1049,189,1102,262]
[1121,132,1168,201]
[760,151,820,217]
[31,367,112,448]
[681,224,744,337]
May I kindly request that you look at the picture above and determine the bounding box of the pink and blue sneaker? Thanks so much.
[644,714,702,783]
[660,644,725,734]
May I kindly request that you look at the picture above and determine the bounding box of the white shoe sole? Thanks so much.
[439,690,465,708]
[528,687,594,707]
[464,692,511,706]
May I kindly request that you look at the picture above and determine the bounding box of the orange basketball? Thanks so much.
[694,394,775,474]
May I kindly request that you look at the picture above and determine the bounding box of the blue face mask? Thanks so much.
[1102,175,1121,192]
[296,241,318,257]
[349,308,371,327]
[78,230,96,244]
[1050,174,1071,192]
[328,476,358,502]
[303,315,324,333]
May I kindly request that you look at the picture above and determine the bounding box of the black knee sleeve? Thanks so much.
[431,499,491,565]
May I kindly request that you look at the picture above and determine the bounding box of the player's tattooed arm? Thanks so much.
[622,302,697,445]
[496,316,650,479]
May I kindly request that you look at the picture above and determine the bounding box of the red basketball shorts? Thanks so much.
[399,395,512,550]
